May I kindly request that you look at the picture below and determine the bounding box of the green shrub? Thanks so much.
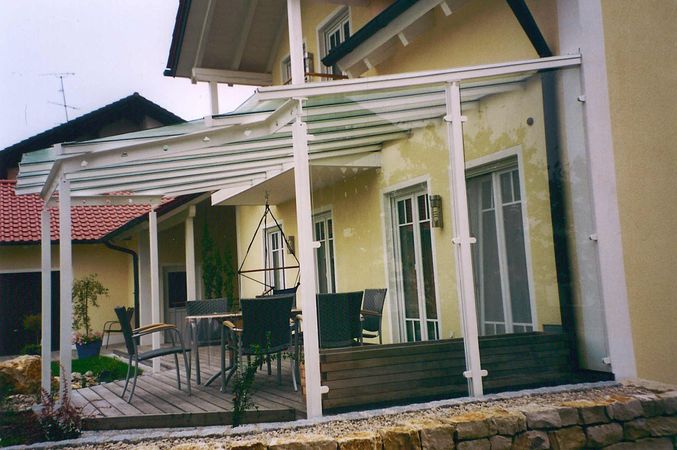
[20,344,41,356]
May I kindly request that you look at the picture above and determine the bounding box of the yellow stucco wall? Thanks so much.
[234,76,561,344]
[601,0,677,384]
[0,243,133,336]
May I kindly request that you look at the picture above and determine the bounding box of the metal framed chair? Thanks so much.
[102,307,134,348]
[361,288,388,344]
[221,294,297,392]
[317,291,364,349]
[114,306,191,402]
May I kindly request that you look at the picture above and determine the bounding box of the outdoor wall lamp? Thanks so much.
[430,195,443,228]
[287,235,296,254]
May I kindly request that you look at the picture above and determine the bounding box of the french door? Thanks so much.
[313,212,336,293]
[393,189,439,342]
[468,164,534,335]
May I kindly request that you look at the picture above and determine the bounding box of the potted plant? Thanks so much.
[72,274,108,359]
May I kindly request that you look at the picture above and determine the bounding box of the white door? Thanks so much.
[468,165,534,335]
[393,190,439,342]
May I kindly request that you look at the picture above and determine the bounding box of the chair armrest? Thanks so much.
[361,309,381,317]
[223,320,242,334]
[133,323,176,338]
[295,314,303,322]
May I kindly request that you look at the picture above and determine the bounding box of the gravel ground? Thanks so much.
[18,381,665,450]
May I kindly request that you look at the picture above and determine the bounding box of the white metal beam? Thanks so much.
[287,0,305,86]
[444,81,485,396]
[40,207,52,394]
[209,81,219,115]
[58,177,73,400]
[258,55,581,100]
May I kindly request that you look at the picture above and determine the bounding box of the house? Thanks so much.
[14,0,675,418]
[0,93,185,355]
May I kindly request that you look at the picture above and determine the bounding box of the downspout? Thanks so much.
[104,241,140,329]
[506,0,579,368]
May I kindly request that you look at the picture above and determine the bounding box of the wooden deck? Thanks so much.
[72,346,305,430]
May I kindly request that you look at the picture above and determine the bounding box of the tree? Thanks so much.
[72,274,108,338]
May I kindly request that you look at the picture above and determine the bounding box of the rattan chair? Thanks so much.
[102,307,134,348]
[361,288,388,344]
[317,291,364,349]
[221,294,297,392]
[114,307,191,402]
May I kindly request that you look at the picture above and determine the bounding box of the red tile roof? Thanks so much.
[0,180,152,243]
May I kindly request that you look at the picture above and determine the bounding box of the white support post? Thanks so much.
[40,207,52,394]
[209,81,219,116]
[557,0,636,378]
[287,0,305,85]
[444,81,486,396]
[292,100,323,418]
[137,233,152,346]
[149,210,161,373]
[58,177,73,400]
[185,205,197,301]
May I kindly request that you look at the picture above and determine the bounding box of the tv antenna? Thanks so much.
[40,72,79,122]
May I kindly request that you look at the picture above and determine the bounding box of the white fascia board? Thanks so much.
[335,0,450,73]
[67,149,292,184]
[208,111,275,127]
[69,158,291,193]
[69,164,279,197]
[192,67,273,86]
[257,55,581,100]
[48,99,297,190]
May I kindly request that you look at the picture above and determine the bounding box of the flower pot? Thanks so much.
[75,340,102,359]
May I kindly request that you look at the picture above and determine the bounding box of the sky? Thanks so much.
[0,0,257,150]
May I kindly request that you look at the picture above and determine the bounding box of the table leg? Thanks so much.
[191,320,201,385]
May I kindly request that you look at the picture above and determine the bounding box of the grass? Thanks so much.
[51,355,140,383]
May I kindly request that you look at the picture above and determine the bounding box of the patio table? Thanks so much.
[186,309,301,387]
[185,312,241,385]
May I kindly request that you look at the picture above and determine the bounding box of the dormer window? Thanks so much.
[319,7,350,76]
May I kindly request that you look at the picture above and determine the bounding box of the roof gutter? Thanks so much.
[103,241,140,329]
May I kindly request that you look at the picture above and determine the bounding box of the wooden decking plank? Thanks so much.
[71,389,101,417]
[134,373,207,413]
[154,371,230,412]
[100,380,166,415]
[75,386,122,417]
[120,377,186,414]
[88,383,144,416]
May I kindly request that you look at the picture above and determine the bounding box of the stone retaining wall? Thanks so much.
[228,390,677,449]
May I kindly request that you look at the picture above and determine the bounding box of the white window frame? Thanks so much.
[264,225,286,291]
[317,6,351,75]
[313,211,336,293]
[466,147,538,335]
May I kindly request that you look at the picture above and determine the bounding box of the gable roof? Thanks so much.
[0,180,153,244]
[0,92,185,178]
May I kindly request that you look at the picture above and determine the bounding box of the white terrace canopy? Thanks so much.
[16,54,581,418]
